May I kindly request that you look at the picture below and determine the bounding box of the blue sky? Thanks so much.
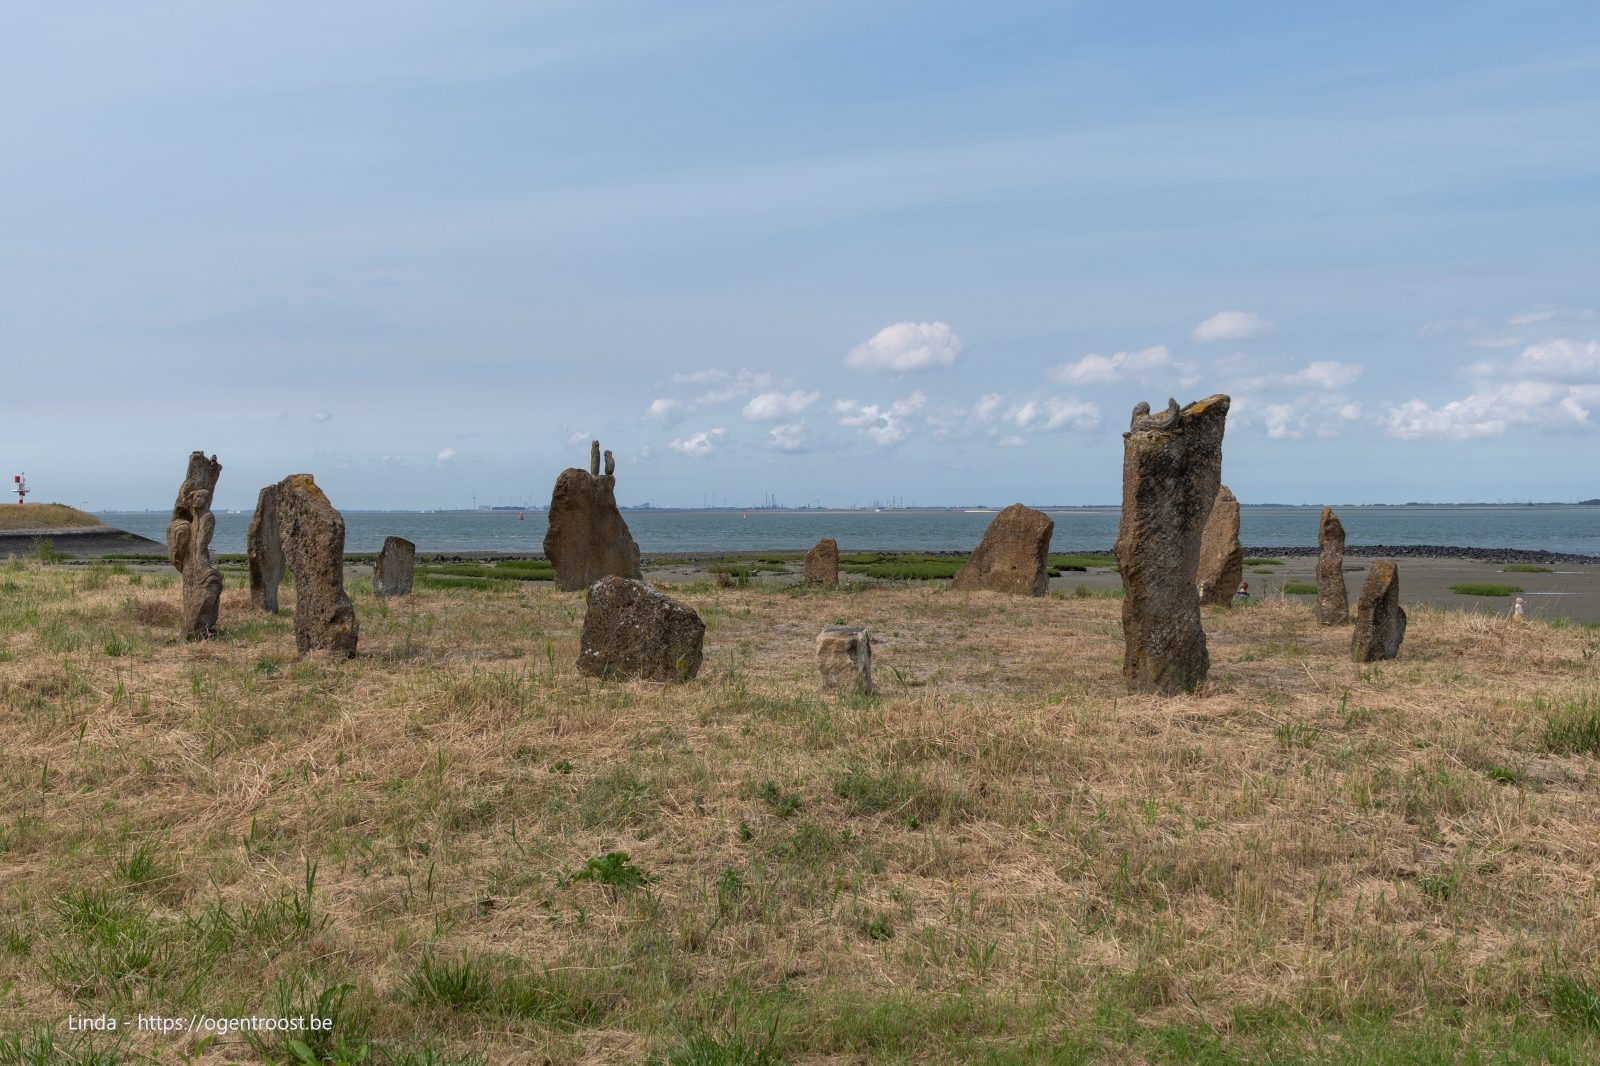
[4,2,1598,509]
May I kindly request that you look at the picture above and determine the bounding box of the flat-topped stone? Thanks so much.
[374,536,416,598]
[577,577,705,682]
[1114,395,1231,694]
[817,625,873,695]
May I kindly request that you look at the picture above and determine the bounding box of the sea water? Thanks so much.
[97,505,1600,556]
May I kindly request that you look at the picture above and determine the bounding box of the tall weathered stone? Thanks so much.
[166,451,223,641]
[1195,484,1244,607]
[577,576,705,682]
[805,538,839,585]
[1114,395,1231,695]
[817,626,874,695]
[247,483,283,612]
[950,503,1054,596]
[1352,560,1406,662]
[1315,507,1349,625]
[374,536,416,598]
[543,440,643,592]
[276,474,359,657]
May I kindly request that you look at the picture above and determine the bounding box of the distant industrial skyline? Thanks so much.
[5,3,1598,509]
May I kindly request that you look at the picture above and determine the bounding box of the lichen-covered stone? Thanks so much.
[1195,484,1243,607]
[1352,560,1406,662]
[950,503,1053,596]
[1316,507,1350,625]
[276,473,359,657]
[1113,395,1231,694]
[817,626,873,695]
[805,538,839,585]
[166,451,223,641]
[247,483,283,612]
[374,536,416,598]
[544,440,643,592]
[577,577,704,682]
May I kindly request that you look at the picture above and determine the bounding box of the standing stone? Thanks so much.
[543,440,643,591]
[1114,395,1231,695]
[1352,560,1406,662]
[817,626,873,695]
[166,451,224,641]
[805,538,839,585]
[576,576,705,682]
[1195,485,1244,607]
[247,483,283,612]
[950,503,1054,596]
[374,536,416,598]
[276,474,359,657]
[1315,507,1350,625]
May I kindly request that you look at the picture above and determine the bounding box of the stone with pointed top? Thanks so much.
[1316,508,1350,625]
[1352,560,1405,661]
[951,503,1053,596]
[1114,394,1231,694]
[166,451,224,641]
[1196,484,1243,607]
[805,538,839,585]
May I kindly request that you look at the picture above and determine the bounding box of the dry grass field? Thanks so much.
[2,557,1599,1064]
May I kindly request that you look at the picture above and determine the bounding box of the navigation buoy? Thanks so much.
[518,513,524,521]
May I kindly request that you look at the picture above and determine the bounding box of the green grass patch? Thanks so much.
[1047,553,1117,571]
[1540,693,1600,756]
[417,561,552,583]
[1503,563,1553,573]
[1243,557,1284,566]
[1450,583,1523,597]
[840,554,965,581]
[1282,582,1318,595]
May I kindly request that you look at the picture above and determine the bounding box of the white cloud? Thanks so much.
[974,392,1004,421]
[565,430,590,446]
[1192,310,1270,343]
[381,454,406,467]
[696,369,774,405]
[669,428,726,458]
[644,397,683,422]
[1005,396,1100,432]
[764,422,809,453]
[670,369,727,385]
[1383,381,1599,440]
[1508,309,1557,326]
[1255,398,1364,440]
[833,390,927,446]
[996,435,1026,448]
[434,448,457,467]
[742,389,819,421]
[311,411,334,422]
[845,321,964,373]
[1282,361,1363,390]
[1506,338,1600,381]
[1050,344,1172,386]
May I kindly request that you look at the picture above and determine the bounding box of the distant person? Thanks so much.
[1513,596,1526,621]
[1235,580,1250,601]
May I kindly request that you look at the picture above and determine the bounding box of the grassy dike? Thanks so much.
[0,504,104,532]
[1,557,1599,1063]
